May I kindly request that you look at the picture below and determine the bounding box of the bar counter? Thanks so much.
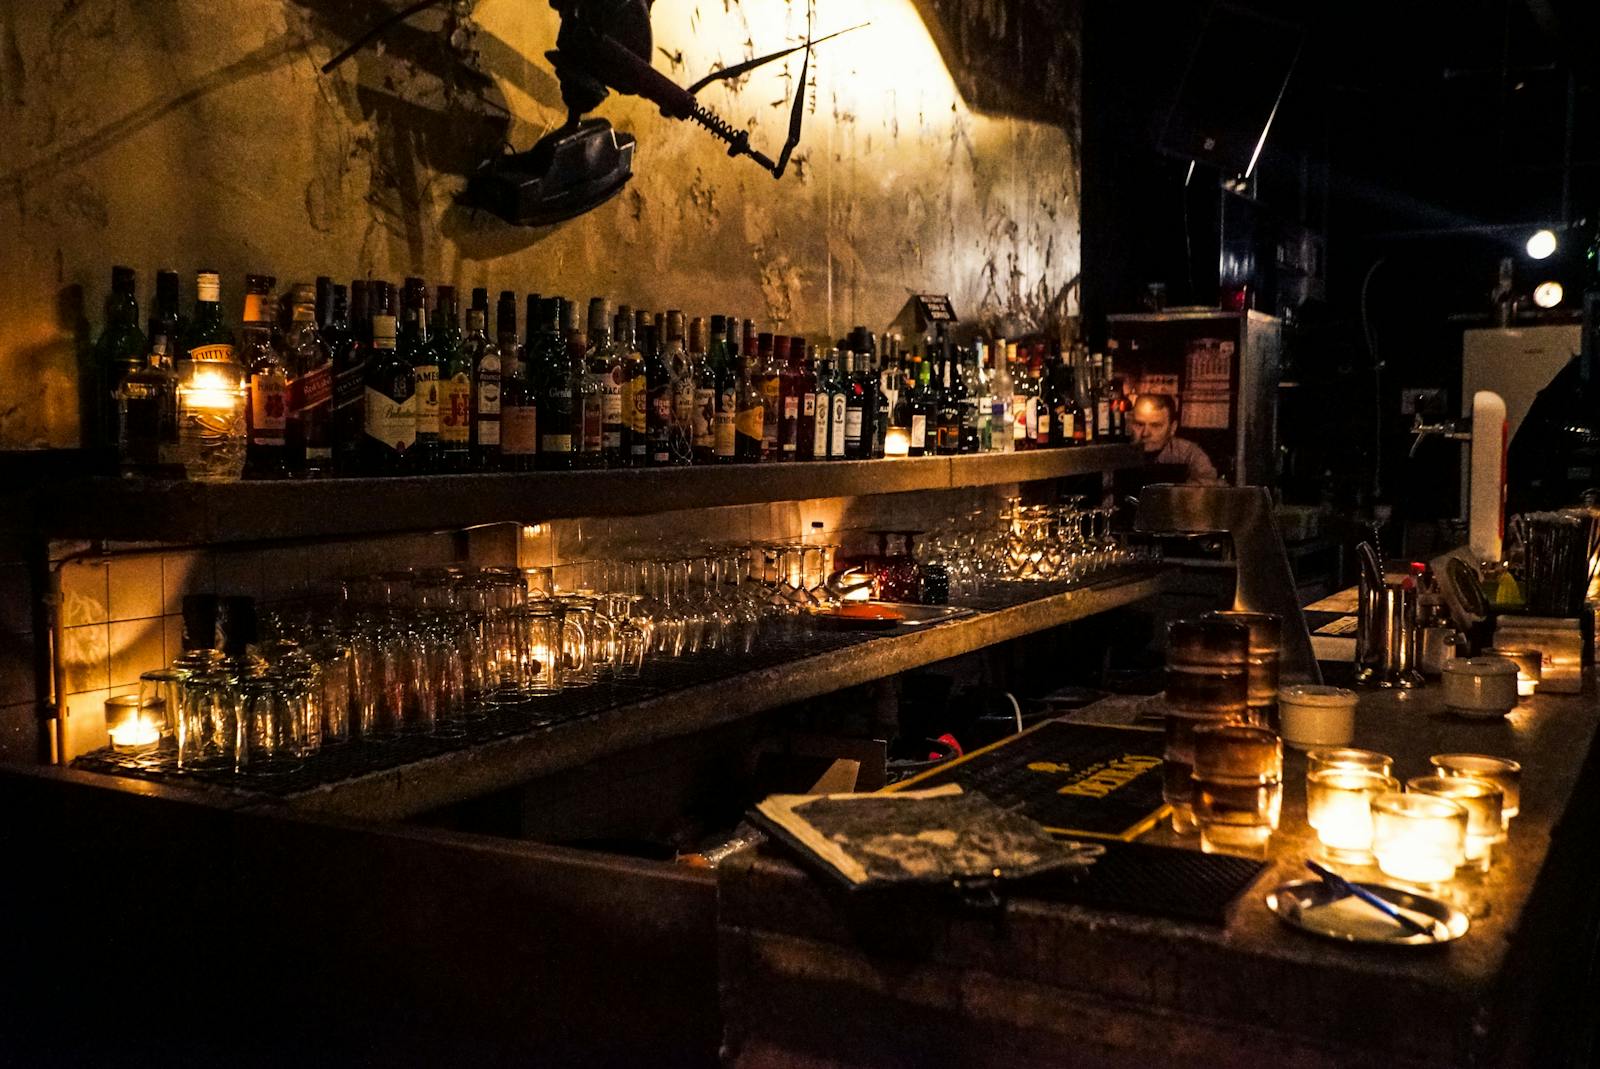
[718,679,1600,1068]
[3,675,1596,1066]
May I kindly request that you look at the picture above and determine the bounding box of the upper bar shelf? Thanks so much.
[38,444,1142,546]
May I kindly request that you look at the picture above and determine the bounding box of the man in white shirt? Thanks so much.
[1129,393,1220,484]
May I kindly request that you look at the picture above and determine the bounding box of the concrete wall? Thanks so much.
[0,0,1081,449]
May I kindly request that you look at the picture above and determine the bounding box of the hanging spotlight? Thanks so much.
[1525,229,1558,260]
[1532,281,1564,308]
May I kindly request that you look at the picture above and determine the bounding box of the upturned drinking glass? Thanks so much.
[1190,723,1283,856]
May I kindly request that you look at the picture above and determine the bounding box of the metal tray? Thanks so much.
[1265,878,1469,946]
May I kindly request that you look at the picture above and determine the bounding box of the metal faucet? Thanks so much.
[1409,414,1472,459]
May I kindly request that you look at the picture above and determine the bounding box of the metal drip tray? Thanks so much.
[875,603,974,626]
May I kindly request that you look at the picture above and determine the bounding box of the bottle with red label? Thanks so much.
[242,273,288,478]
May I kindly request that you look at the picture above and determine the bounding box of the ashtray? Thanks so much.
[1265,878,1468,946]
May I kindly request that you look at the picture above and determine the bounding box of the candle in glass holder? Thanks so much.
[1306,769,1399,863]
[884,427,911,457]
[1430,754,1520,828]
[1484,646,1541,697]
[1371,791,1467,886]
[1406,774,1504,870]
[104,694,161,752]
[1306,748,1394,778]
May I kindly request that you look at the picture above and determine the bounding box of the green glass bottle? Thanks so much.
[91,265,147,465]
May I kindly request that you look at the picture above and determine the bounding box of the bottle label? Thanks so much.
[830,395,847,456]
[477,417,500,447]
[189,343,235,363]
[736,401,765,442]
[414,364,440,433]
[1013,394,1029,440]
[810,394,827,456]
[478,358,502,416]
[693,387,716,448]
[250,373,288,440]
[1060,410,1075,441]
[910,414,927,448]
[440,373,471,443]
[364,386,416,451]
[290,361,333,417]
[581,393,603,453]
[541,432,574,453]
[501,404,536,455]
[334,359,367,416]
[629,376,647,434]
[1097,401,1111,437]
[602,374,624,450]
[845,406,864,446]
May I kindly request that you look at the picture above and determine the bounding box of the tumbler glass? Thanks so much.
[1306,768,1399,864]
[236,674,302,775]
[138,667,186,741]
[1371,791,1468,887]
[1189,723,1283,856]
[1406,774,1504,870]
[521,603,564,694]
[1430,754,1520,828]
[176,667,238,771]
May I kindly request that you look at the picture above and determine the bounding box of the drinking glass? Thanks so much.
[1430,754,1520,828]
[176,664,237,771]
[1406,774,1504,870]
[521,603,564,694]
[236,673,303,775]
[1372,791,1468,887]
[1306,768,1399,864]
[1307,748,1393,778]
[1189,723,1283,855]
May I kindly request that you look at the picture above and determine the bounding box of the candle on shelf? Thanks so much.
[1306,769,1398,863]
[884,427,911,457]
[104,694,161,753]
[1371,791,1468,886]
[1406,774,1504,870]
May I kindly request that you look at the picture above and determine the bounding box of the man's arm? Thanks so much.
[1176,437,1220,484]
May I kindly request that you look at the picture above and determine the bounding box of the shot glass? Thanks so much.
[1189,723,1283,856]
[1406,774,1504,871]
[1430,754,1520,828]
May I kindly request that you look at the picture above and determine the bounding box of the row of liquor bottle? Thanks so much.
[92,266,1131,481]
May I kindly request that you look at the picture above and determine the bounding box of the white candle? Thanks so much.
[108,717,160,751]
[1307,770,1396,861]
[884,427,911,457]
[1372,792,1467,885]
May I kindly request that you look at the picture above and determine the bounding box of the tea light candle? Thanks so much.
[1431,753,1520,828]
[1307,769,1398,863]
[1306,748,1394,778]
[104,694,161,752]
[1371,791,1468,886]
[884,427,911,457]
[1484,647,1541,697]
[1407,774,1504,870]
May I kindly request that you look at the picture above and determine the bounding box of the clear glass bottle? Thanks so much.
[176,270,247,482]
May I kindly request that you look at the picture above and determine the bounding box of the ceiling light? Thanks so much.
[1525,229,1558,260]
[1533,281,1563,308]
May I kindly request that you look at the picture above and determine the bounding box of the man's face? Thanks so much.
[1131,398,1176,453]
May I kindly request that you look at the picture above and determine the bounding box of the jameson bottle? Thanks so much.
[332,280,369,476]
[531,297,575,470]
[92,266,148,464]
[431,286,470,472]
[709,315,738,464]
[284,283,333,476]
[464,307,501,470]
[362,283,414,473]
[241,274,288,478]
[499,298,538,473]
[402,278,439,472]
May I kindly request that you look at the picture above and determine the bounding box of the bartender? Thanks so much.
[1130,393,1219,484]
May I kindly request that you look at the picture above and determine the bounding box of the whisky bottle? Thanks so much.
[464,307,501,470]
[434,286,471,473]
[936,339,964,456]
[774,335,801,461]
[497,291,522,381]
[588,299,622,467]
[90,265,148,466]
[531,297,575,470]
[242,274,288,478]
[623,307,648,466]
[576,299,607,467]
[989,338,1015,453]
[735,329,766,462]
[710,315,739,463]
[793,338,817,461]
[754,332,781,461]
[643,320,673,466]
[332,280,368,476]
[362,283,415,473]
[664,310,694,464]
[400,278,438,472]
[116,270,179,476]
[500,298,537,473]
[284,283,332,476]
[688,316,716,464]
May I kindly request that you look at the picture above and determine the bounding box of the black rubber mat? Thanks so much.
[1027,841,1267,926]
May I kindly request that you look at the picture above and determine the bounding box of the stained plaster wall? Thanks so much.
[0,0,1080,449]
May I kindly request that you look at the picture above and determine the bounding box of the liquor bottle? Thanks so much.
[624,307,649,466]
[331,280,367,476]
[242,274,288,478]
[665,310,695,464]
[464,306,501,470]
[769,335,797,461]
[400,278,438,473]
[911,351,936,456]
[641,319,673,466]
[935,336,963,456]
[522,291,542,382]
[499,300,538,473]
[116,270,180,476]
[793,338,818,462]
[688,316,716,464]
[597,300,626,467]
[1010,343,1032,451]
[824,349,848,460]
[430,286,470,472]
[90,265,148,465]
[753,332,781,461]
[361,284,415,474]
[531,297,575,469]
[964,343,988,454]
[989,339,1014,453]
[735,327,766,462]
[1028,349,1052,450]
[1105,345,1129,442]
[842,349,869,458]
[575,299,607,468]
[282,283,333,476]
[709,316,739,464]
[848,327,883,457]
[174,271,246,483]
[1068,347,1091,445]
[497,291,522,381]
[1089,351,1111,443]
[808,346,831,461]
